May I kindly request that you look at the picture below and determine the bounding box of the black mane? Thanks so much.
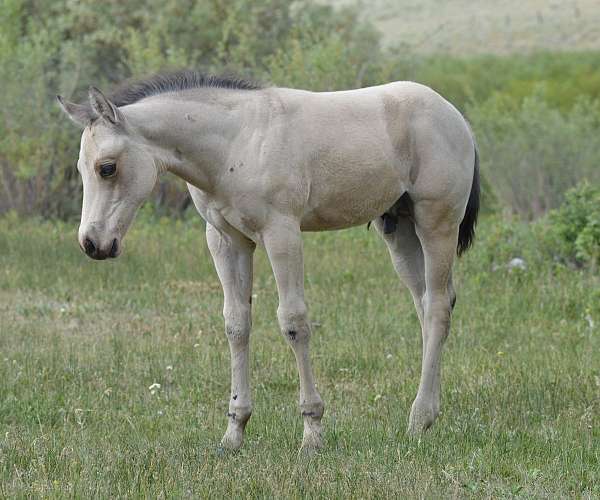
[108,70,262,107]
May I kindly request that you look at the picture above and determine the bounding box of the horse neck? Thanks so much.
[123,90,263,192]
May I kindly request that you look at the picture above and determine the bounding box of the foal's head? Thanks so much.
[57,88,158,260]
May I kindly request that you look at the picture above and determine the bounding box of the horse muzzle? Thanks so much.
[79,235,120,260]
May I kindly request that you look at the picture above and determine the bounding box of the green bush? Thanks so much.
[541,182,600,268]
[0,0,73,216]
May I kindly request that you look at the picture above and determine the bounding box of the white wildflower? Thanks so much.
[149,382,161,395]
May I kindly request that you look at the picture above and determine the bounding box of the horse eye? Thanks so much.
[99,163,117,178]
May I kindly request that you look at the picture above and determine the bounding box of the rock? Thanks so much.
[508,257,526,270]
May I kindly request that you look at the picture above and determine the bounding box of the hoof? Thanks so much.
[299,425,324,454]
[220,427,244,451]
[407,399,438,435]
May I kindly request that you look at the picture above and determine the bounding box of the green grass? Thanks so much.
[0,213,598,497]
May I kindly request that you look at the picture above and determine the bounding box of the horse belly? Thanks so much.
[300,156,406,231]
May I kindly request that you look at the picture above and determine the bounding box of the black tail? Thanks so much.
[457,145,480,256]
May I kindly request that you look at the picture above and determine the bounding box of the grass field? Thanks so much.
[0,213,598,497]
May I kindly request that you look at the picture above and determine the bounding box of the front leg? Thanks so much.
[263,219,324,452]
[206,223,255,450]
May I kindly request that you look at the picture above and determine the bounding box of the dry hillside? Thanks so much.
[329,0,600,54]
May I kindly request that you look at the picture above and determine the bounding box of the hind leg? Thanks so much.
[373,216,425,326]
[374,216,434,429]
[408,200,459,433]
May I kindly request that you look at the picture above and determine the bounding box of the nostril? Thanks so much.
[84,238,96,256]
[109,238,119,258]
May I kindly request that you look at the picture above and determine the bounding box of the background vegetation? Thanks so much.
[1,0,599,497]
[1,0,599,218]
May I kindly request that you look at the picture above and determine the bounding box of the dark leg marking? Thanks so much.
[287,330,297,340]
[232,394,238,400]
[227,412,236,420]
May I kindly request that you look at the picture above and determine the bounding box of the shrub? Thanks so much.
[0,1,75,216]
[541,182,600,268]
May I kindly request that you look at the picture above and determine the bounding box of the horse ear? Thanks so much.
[56,95,95,128]
[88,86,123,125]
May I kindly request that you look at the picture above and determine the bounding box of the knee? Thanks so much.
[423,291,452,329]
[224,304,251,343]
[423,288,453,311]
[277,302,310,343]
